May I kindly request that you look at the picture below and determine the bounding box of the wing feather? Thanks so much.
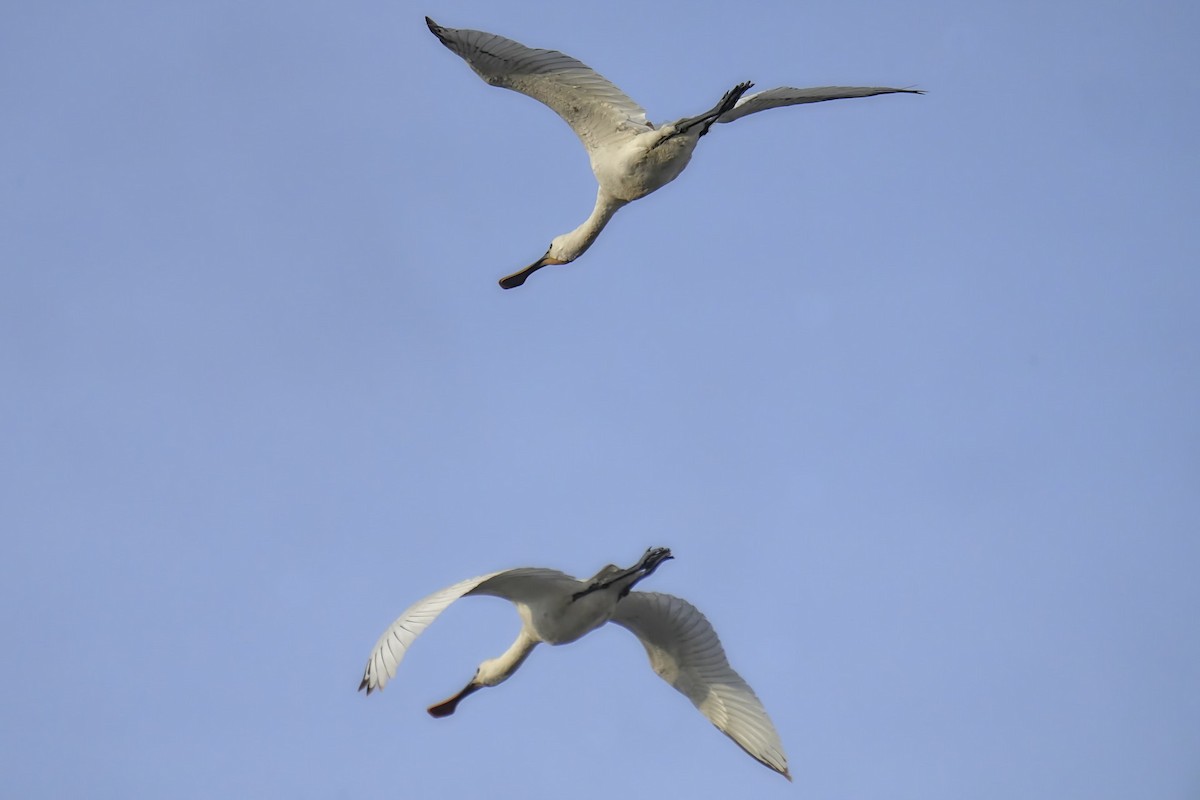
[359,567,576,694]
[611,591,790,779]
[426,17,650,154]
[717,85,923,123]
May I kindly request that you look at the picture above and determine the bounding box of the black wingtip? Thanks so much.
[425,16,448,43]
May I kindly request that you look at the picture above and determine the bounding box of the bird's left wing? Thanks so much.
[359,568,574,694]
[716,85,923,123]
[426,17,651,154]
[611,591,790,780]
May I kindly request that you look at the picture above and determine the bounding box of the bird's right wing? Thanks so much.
[716,85,923,123]
[359,567,575,694]
[611,591,790,780]
[426,17,651,154]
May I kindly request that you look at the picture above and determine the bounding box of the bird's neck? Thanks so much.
[561,189,627,261]
[486,629,539,686]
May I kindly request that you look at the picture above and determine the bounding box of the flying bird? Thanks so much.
[425,16,921,288]
[359,547,790,780]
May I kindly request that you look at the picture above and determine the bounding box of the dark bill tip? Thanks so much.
[427,682,481,718]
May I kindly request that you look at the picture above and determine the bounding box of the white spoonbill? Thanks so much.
[359,546,790,779]
[425,17,921,288]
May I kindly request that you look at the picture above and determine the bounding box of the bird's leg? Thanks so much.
[570,575,610,601]
[572,547,673,600]
[663,81,754,143]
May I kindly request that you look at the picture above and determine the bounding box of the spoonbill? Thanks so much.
[425,17,921,288]
[359,546,790,779]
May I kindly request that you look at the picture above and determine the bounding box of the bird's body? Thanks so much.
[425,17,921,288]
[593,130,698,202]
[360,547,790,780]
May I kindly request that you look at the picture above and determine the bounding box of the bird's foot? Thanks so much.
[571,547,672,601]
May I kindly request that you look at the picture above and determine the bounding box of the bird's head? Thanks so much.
[427,651,531,718]
[499,190,628,289]
[473,658,512,688]
[546,232,588,263]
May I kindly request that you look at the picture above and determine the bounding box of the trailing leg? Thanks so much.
[675,81,754,138]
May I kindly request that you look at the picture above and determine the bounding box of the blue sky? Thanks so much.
[3,1,1198,797]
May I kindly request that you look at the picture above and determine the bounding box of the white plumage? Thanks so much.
[425,17,922,288]
[359,547,790,780]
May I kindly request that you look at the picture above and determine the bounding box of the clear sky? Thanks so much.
[3,1,1198,797]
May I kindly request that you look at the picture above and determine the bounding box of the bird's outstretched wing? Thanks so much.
[716,85,923,123]
[612,591,790,780]
[359,567,576,694]
[426,17,651,154]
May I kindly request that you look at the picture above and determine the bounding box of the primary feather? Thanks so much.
[612,591,790,779]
